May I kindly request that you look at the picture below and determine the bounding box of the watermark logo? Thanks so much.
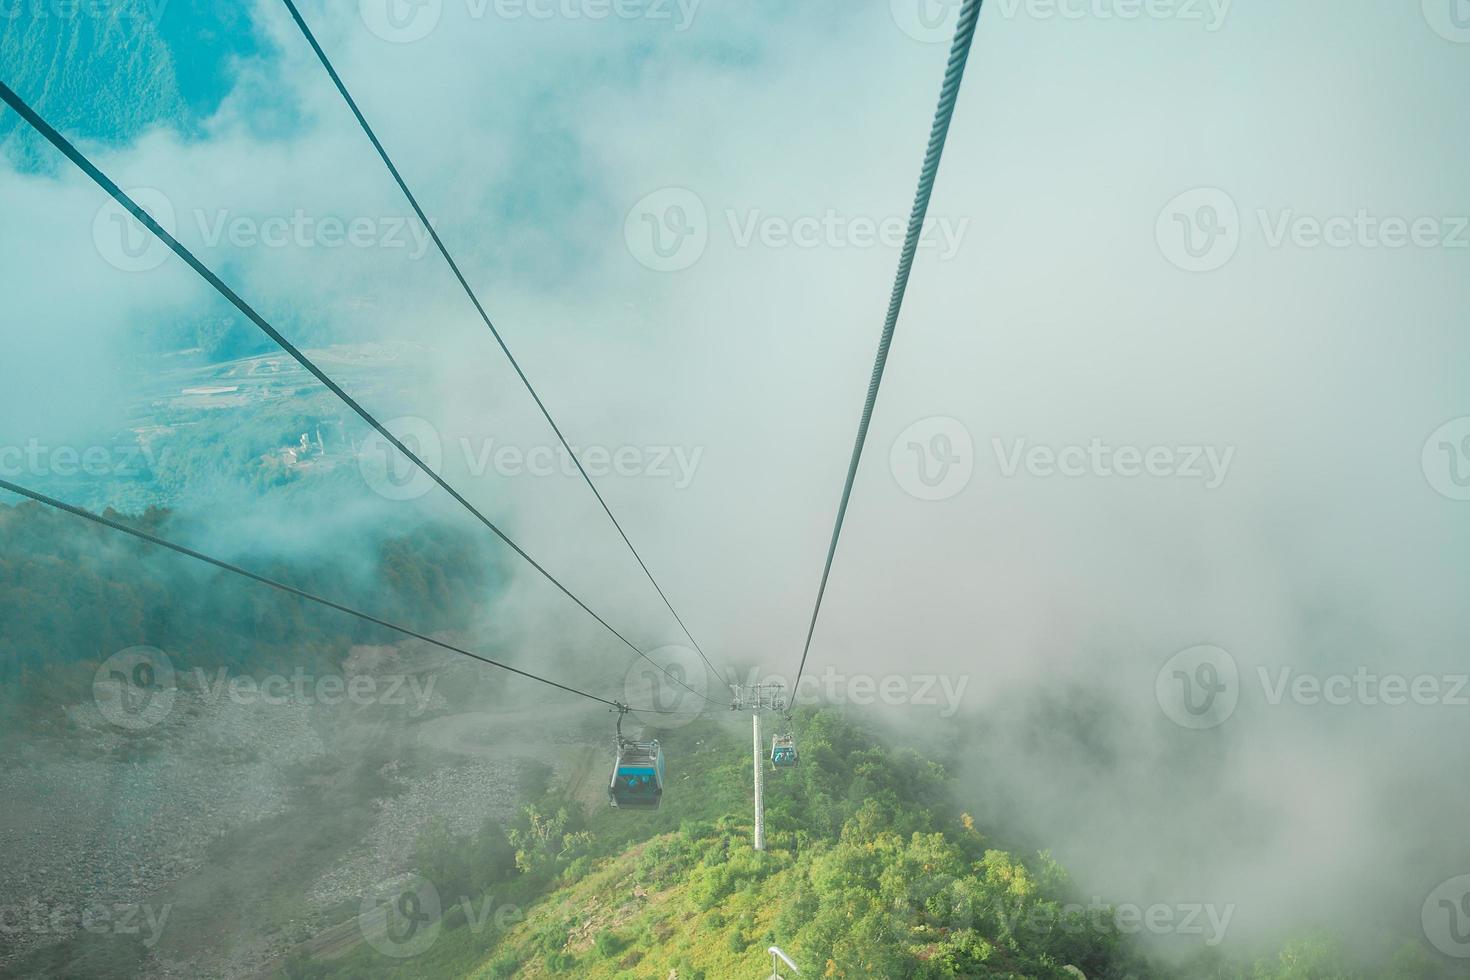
[625,188,970,271]
[895,0,1232,41]
[1423,0,1470,43]
[191,209,434,257]
[355,877,523,958]
[0,440,148,479]
[92,187,175,273]
[993,437,1235,488]
[1156,187,1240,273]
[361,0,698,40]
[893,426,1240,493]
[1257,667,1469,708]
[1159,189,1470,272]
[1424,875,1470,958]
[891,0,963,43]
[625,187,708,272]
[889,424,1233,498]
[991,0,1231,29]
[890,416,975,501]
[460,438,703,488]
[190,666,439,716]
[725,209,969,259]
[93,646,176,730]
[93,190,435,271]
[746,666,971,718]
[1423,417,1470,501]
[91,650,439,728]
[357,418,704,498]
[886,875,1234,947]
[1256,210,1470,252]
[1159,650,1468,727]
[0,899,172,948]
[1156,645,1238,730]
[624,643,708,728]
[358,416,443,502]
[996,896,1234,946]
[359,875,442,958]
[360,0,442,42]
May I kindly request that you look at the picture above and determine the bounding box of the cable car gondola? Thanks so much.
[610,739,666,809]
[771,733,798,768]
[609,706,666,810]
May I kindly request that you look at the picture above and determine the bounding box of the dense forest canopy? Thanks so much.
[0,498,498,713]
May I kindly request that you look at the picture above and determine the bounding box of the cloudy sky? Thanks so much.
[3,0,1470,962]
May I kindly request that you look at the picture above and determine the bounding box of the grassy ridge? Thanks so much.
[471,710,1140,978]
[287,709,1463,979]
[289,711,1147,978]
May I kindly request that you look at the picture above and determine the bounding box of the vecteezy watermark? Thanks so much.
[91,188,435,273]
[1156,645,1240,730]
[0,899,172,949]
[92,187,176,273]
[990,0,1229,29]
[460,439,702,487]
[357,416,705,501]
[93,647,177,731]
[187,209,434,258]
[1256,667,1470,709]
[358,0,700,43]
[889,0,965,44]
[0,440,148,479]
[1157,645,1470,729]
[1157,187,1470,273]
[724,209,970,260]
[623,187,971,273]
[0,0,171,26]
[91,647,440,730]
[1424,875,1470,958]
[992,437,1235,489]
[623,643,709,728]
[1155,188,1240,273]
[995,897,1235,946]
[888,874,1234,947]
[357,876,522,958]
[1423,0,1470,44]
[624,187,708,273]
[889,419,1234,499]
[890,416,975,501]
[360,875,442,958]
[890,0,1230,42]
[357,417,444,503]
[189,666,439,717]
[743,667,970,718]
[1423,417,1470,501]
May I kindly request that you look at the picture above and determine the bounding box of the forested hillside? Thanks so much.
[0,498,497,720]
[0,0,256,167]
[0,502,1457,978]
[273,709,1451,980]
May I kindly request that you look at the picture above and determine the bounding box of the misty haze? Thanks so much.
[2,1,1468,978]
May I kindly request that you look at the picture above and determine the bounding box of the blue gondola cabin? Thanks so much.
[771,734,798,768]
[609,739,666,809]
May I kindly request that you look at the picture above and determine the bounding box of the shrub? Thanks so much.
[487,953,521,978]
[544,951,576,972]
